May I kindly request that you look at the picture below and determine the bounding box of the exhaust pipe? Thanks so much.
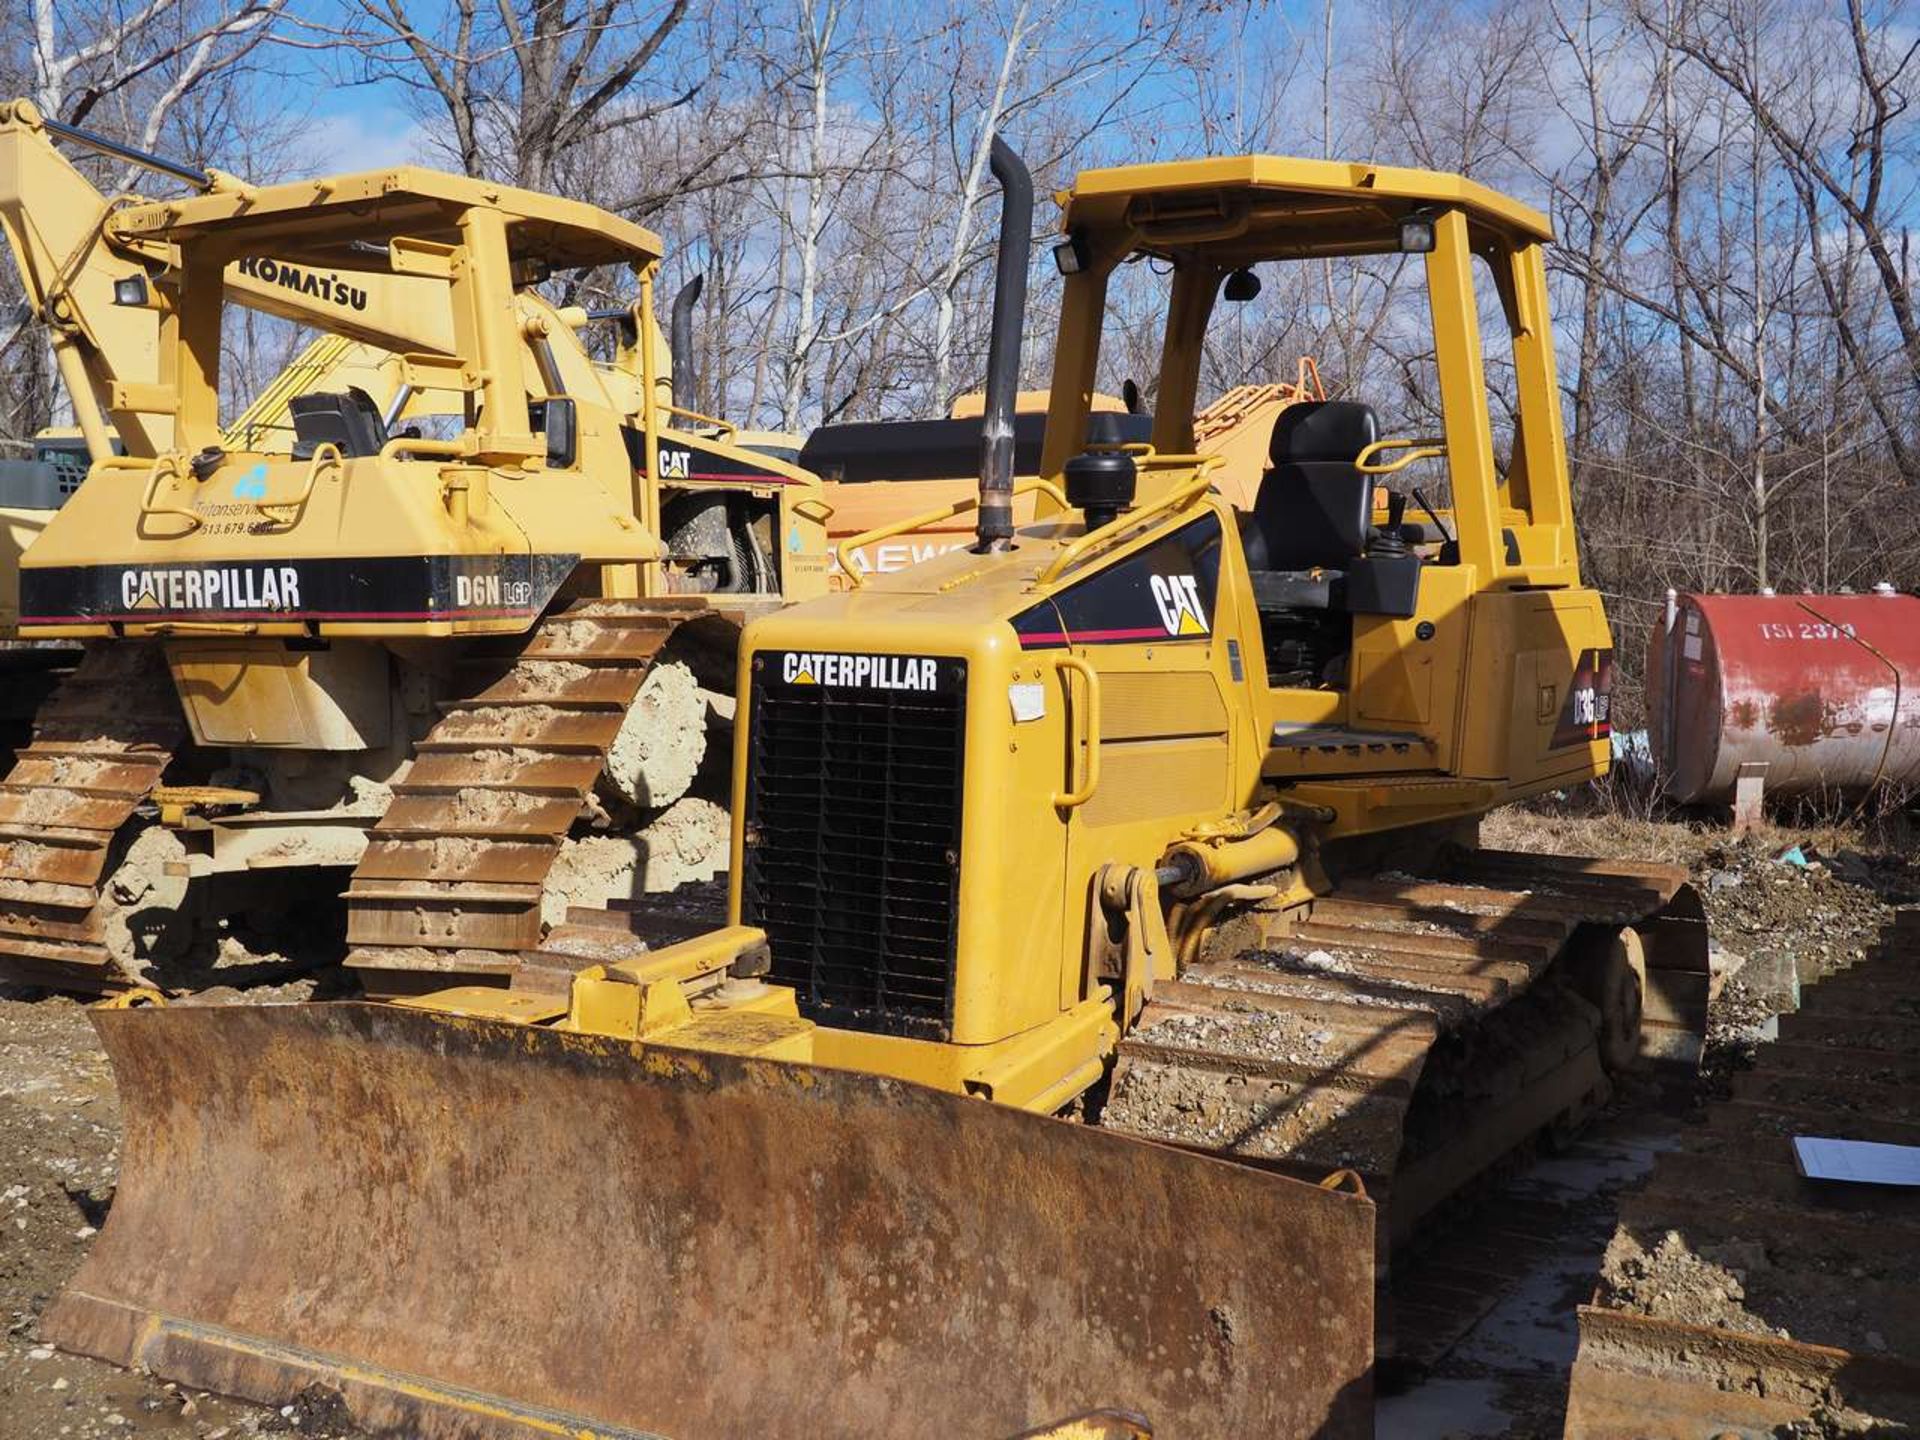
[975,136,1032,553]
[670,274,704,405]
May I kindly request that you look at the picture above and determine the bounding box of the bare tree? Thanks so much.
[28,0,285,134]
[4,0,1915,658]
[2,0,292,442]
[1652,0,1920,477]
[312,0,693,190]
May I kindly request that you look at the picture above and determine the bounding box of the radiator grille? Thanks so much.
[742,656,967,1039]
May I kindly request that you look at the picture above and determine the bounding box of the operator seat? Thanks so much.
[1242,400,1377,573]
[288,387,388,460]
[1239,399,1422,620]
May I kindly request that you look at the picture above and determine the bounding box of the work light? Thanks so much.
[1052,231,1089,275]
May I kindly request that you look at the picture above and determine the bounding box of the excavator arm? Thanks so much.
[0,100,452,460]
[0,99,668,461]
[0,101,170,457]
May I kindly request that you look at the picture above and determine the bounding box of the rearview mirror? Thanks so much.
[1223,268,1261,302]
[543,397,577,469]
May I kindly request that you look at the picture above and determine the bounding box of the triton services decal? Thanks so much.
[1551,647,1615,748]
[1010,512,1224,649]
[20,552,580,626]
[759,650,966,695]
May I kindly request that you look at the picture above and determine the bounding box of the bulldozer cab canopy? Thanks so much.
[1056,155,1552,262]
[1037,154,1577,583]
[110,166,663,274]
[106,168,666,459]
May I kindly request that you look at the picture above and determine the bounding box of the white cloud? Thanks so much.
[298,107,432,174]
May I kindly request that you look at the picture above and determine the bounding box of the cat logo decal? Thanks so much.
[1150,573,1209,636]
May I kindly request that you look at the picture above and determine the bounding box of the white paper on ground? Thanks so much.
[1792,1135,1920,1186]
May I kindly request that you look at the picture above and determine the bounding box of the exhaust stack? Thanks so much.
[670,274,704,405]
[975,136,1032,553]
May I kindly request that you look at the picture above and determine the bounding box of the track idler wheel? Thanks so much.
[1568,927,1648,1074]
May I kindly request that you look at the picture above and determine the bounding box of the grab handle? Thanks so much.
[249,442,339,526]
[1355,436,1447,476]
[1053,655,1101,809]
[134,453,201,535]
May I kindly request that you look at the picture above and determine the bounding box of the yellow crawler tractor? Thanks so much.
[0,101,832,996]
[46,142,1709,1434]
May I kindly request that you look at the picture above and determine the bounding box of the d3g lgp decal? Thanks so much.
[1550,648,1615,748]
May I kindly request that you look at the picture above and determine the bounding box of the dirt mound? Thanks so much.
[602,661,706,809]
[1596,1227,1783,1337]
[541,796,730,926]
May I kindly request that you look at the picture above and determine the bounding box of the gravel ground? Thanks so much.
[0,995,366,1438]
[1382,803,1919,1437]
[0,802,1913,1437]
[1691,832,1917,1101]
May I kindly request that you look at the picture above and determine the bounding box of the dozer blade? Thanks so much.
[48,1003,1375,1439]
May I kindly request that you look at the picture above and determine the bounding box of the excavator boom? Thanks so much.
[0,100,468,460]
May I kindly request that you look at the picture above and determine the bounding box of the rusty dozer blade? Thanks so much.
[47,1003,1375,1439]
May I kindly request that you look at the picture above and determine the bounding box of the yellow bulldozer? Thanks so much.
[41,139,1711,1436]
[0,100,837,996]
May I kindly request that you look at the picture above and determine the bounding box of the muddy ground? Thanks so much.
[0,801,1914,1438]
[1409,801,1920,1437]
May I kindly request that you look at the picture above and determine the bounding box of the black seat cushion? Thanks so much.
[1267,399,1379,467]
[288,387,388,460]
[1246,400,1378,573]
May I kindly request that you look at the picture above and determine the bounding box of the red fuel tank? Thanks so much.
[1647,589,1920,803]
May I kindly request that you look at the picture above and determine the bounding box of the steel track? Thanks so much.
[0,643,184,989]
[1099,851,1710,1250]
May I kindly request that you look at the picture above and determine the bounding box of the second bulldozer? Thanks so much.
[806,364,1324,580]
[0,101,831,995]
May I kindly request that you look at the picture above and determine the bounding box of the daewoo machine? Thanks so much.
[806,368,1325,581]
